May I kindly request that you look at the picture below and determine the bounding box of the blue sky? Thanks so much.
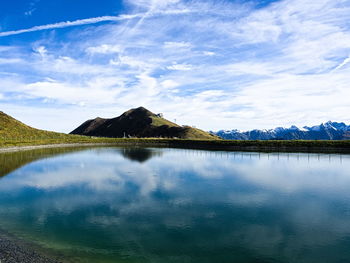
[0,0,350,133]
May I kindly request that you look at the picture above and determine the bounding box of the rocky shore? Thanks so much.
[0,233,61,263]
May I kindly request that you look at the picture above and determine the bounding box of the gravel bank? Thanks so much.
[0,143,116,153]
[0,233,62,263]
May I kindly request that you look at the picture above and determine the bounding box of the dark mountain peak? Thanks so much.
[134,106,152,113]
[71,107,218,140]
[122,107,155,118]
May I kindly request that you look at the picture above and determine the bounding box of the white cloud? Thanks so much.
[126,0,181,10]
[0,58,23,64]
[23,78,123,106]
[86,44,122,54]
[0,46,15,52]
[163,41,192,49]
[34,46,48,57]
[202,51,215,56]
[167,63,192,71]
[33,55,117,75]
[161,80,179,90]
[110,55,154,70]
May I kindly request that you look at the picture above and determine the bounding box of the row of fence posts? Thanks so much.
[165,148,346,163]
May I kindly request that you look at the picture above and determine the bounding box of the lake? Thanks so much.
[0,147,350,263]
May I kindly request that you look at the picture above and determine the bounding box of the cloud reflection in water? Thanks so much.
[0,148,349,262]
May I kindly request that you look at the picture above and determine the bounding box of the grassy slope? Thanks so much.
[0,111,70,139]
[184,127,218,140]
[150,115,218,140]
[0,111,97,146]
[150,116,179,127]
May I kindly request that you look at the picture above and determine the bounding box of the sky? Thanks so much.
[0,0,350,133]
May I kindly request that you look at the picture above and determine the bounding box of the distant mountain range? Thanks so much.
[214,121,350,140]
[71,107,218,140]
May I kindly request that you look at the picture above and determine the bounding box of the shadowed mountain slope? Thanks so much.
[71,107,218,140]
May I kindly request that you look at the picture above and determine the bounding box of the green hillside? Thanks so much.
[150,115,178,127]
[0,111,93,147]
[0,111,67,139]
[150,115,218,140]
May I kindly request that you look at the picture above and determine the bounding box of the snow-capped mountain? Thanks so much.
[214,121,350,140]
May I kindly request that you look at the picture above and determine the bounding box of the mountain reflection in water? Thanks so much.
[121,147,162,163]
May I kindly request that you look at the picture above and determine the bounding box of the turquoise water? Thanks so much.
[0,147,350,262]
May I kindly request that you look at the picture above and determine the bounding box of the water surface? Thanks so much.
[0,147,350,263]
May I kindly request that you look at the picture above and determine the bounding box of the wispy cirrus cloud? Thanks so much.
[332,56,350,72]
[0,14,141,37]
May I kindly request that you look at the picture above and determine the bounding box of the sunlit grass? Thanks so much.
[0,136,350,154]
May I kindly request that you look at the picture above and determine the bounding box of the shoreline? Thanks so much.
[0,143,121,153]
[0,140,350,154]
[0,229,63,263]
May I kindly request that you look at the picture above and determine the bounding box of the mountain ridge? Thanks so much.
[71,107,218,140]
[214,121,350,140]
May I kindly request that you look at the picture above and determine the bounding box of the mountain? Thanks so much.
[214,121,350,140]
[71,107,218,140]
[0,111,64,139]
